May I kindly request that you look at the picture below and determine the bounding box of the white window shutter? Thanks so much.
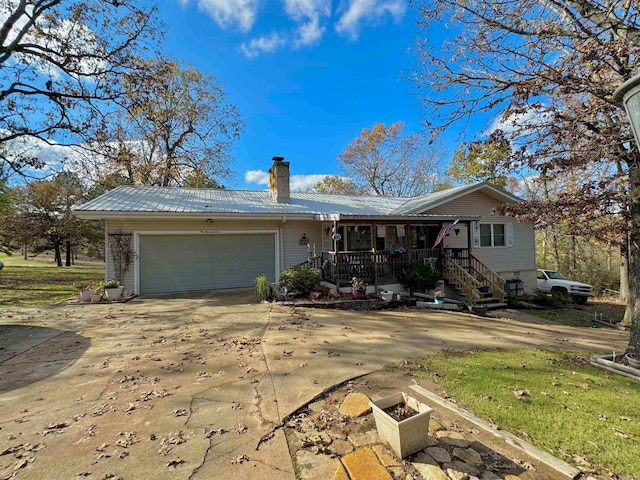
[506,223,514,247]
[472,222,480,248]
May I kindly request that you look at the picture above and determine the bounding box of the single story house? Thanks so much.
[73,157,537,303]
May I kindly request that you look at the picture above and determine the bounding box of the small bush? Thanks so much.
[278,266,321,297]
[255,275,274,302]
[528,288,569,308]
[399,263,440,294]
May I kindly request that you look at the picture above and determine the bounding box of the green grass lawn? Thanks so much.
[0,253,104,306]
[391,348,640,478]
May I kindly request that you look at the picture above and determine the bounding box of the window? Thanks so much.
[337,225,372,251]
[476,223,512,247]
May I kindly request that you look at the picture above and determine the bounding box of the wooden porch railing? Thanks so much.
[469,255,506,302]
[316,249,441,288]
[442,256,481,302]
[307,249,505,303]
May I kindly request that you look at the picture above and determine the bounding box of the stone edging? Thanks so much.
[408,385,581,479]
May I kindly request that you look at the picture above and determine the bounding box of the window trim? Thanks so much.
[473,222,513,248]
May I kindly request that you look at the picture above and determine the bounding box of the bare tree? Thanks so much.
[338,121,441,196]
[411,0,640,346]
[0,0,161,175]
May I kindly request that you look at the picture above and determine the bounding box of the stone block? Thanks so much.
[341,448,393,480]
[339,392,372,418]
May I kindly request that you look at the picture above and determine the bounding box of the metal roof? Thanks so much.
[73,182,518,219]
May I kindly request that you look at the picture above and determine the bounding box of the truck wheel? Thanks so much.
[573,295,588,305]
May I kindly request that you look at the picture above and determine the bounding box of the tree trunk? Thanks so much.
[54,242,62,267]
[23,243,27,260]
[65,241,71,267]
[620,237,630,303]
[623,161,640,348]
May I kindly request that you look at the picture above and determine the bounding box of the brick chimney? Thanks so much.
[269,156,290,203]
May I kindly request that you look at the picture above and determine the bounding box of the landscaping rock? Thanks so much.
[296,450,343,480]
[426,446,452,464]
[413,451,438,466]
[341,448,393,480]
[453,447,483,466]
[412,462,449,480]
[339,392,372,418]
[429,418,446,433]
[372,444,402,467]
[349,429,380,448]
[435,430,470,448]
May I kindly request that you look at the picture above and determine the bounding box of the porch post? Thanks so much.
[333,221,340,289]
[373,223,379,290]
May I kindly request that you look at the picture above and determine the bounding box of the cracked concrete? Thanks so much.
[0,290,629,479]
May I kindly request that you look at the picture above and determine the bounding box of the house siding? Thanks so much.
[282,220,323,269]
[425,191,537,291]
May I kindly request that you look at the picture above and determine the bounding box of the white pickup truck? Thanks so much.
[536,269,594,304]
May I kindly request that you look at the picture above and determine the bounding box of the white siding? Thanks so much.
[282,220,323,268]
[425,191,537,290]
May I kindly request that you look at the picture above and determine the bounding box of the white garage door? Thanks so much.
[139,234,276,294]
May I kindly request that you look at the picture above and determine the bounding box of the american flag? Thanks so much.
[433,219,459,248]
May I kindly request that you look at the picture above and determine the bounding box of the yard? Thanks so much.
[390,347,640,478]
[0,252,104,306]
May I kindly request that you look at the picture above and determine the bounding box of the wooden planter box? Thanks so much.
[369,393,434,458]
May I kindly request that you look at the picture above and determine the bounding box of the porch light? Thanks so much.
[614,74,640,149]
[299,233,309,245]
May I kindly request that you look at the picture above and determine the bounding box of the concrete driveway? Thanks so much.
[0,292,629,479]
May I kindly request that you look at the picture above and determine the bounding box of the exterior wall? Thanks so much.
[281,220,323,269]
[426,190,537,292]
[105,217,284,293]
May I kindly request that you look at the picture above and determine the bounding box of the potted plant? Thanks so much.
[351,277,367,300]
[75,282,95,303]
[369,392,434,458]
[434,290,445,304]
[102,279,123,301]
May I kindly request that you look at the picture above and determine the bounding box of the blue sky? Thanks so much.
[156,0,467,190]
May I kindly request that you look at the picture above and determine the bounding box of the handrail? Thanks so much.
[469,255,506,302]
[442,256,481,302]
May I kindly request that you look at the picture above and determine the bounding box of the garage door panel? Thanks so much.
[139,234,275,294]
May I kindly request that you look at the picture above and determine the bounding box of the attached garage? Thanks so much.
[137,233,277,295]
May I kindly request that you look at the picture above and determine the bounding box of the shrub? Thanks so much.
[278,266,321,297]
[528,288,569,308]
[255,275,274,302]
[102,279,120,289]
[399,263,440,294]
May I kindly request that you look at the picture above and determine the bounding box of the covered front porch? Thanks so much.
[304,216,506,305]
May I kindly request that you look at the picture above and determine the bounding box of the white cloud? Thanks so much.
[244,170,328,191]
[244,169,270,185]
[291,174,328,190]
[1,133,77,181]
[240,32,288,58]
[335,0,405,40]
[190,0,259,32]
[294,14,325,47]
[284,0,331,48]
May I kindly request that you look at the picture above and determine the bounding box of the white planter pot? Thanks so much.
[380,291,394,302]
[370,392,434,458]
[79,289,92,302]
[105,286,124,300]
